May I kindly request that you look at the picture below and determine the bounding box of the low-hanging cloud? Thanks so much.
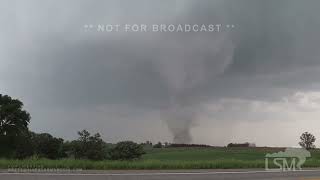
[1,0,320,145]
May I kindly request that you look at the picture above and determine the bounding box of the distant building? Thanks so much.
[227,142,256,148]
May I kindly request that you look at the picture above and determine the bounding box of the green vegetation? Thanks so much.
[299,132,316,150]
[1,94,320,170]
[67,130,109,160]
[0,94,31,158]
[0,94,144,161]
[1,147,320,170]
[110,141,145,160]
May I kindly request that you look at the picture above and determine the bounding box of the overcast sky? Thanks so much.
[1,0,320,147]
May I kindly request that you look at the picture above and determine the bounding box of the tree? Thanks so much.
[110,141,145,160]
[0,94,30,137]
[299,132,316,150]
[0,94,31,157]
[71,130,107,160]
[31,133,65,159]
[12,131,34,159]
[153,142,163,148]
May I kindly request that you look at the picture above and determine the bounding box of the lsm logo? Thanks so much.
[265,148,311,171]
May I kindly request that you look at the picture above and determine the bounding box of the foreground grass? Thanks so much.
[1,148,320,170]
[0,159,267,170]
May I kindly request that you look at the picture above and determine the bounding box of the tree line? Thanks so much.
[0,94,144,160]
[225,132,317,150]
[0,94,318,160]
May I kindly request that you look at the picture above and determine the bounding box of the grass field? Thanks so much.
[1,147,320,170]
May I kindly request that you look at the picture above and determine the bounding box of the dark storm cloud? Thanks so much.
[3,0,320,106]
[1,0,320,144]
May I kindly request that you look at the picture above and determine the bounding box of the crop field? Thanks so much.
[1,147,320,170]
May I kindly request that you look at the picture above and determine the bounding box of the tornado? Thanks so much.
[154,33,235,143]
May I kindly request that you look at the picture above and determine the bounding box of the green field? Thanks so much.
[1,147,320,170]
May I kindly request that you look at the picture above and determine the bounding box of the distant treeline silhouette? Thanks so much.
[227,142,255,148]
[168,144,212,148]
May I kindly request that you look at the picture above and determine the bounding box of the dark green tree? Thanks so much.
[0,94,30,136]
[299,132,316,150]
[0,94,31,157]
[13,131,34,159]
[71,130,107,160]
[31,133,65,159]
[110,141,145,160]
[153,142,163,148]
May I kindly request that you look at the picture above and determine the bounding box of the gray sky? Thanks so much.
[1,0,320,147]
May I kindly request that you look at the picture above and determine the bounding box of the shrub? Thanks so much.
[13,131,34,159]
[153,142,163,148]
[71,130,108,160]
[31,133,65,159]
[110,141,145,160]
